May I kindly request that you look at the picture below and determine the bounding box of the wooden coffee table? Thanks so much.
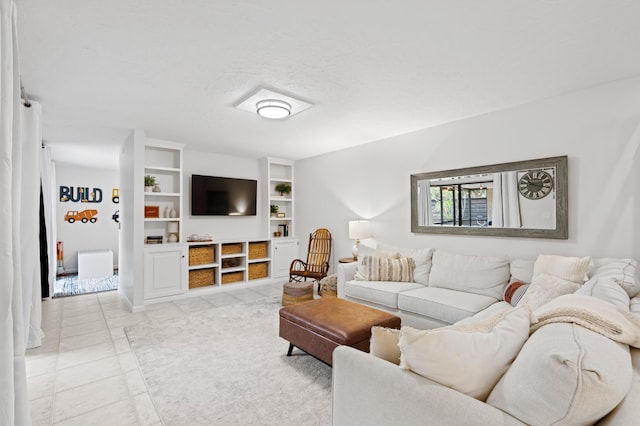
[279,298,401,366]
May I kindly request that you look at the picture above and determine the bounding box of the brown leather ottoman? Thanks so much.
[279,297,401,366]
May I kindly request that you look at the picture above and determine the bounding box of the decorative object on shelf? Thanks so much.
[349,220,372,260]
[146,235,163,244]
[152,184,162,192]
[144,205,160,218]
[167,222,179,243]
[279,224,289,237]
[270,204,279,217]
[274,231,282,237]
[169,207,177,218]
[164,206,171,218]
[275,183,291,196]
[277,212,286,218]
[144,175,156,192]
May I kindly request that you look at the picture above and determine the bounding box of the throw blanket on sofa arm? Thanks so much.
[531,294,640,348]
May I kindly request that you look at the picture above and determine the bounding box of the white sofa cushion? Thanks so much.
[377,243,434,285]
[576,276,631,312]
[509,258,534,283]
[590,258,640,298]
[398,287,498,325]
[344,280,424,309]
[533,254,591,283]
[428,251,510,300]
[632,296,640,315]
[487,323,632,425]
[399,305,532,401]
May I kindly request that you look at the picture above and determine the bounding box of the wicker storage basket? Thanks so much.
[221,271,244,284]
[248,262,268,280]
[221,243,243,255]
[248,241,269,260]
[189,246,215,266]
[189,269,214,289]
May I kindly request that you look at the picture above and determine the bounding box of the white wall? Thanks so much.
[55,163,119,272]
[182,149,265,240]
[296,76,640,262]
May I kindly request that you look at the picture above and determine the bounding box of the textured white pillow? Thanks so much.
[398,305,532,400]
[377,243,433,285]
[518,273,580,310]
[487,323,632,425]
[429,251,511,300]
[533,254,591,284]
[590,258,640,298]
[369,326,401,365]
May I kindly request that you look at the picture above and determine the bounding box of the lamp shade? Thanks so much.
[167,222,179,233]
[349,220,371,240]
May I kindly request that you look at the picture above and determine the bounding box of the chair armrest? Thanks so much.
[337,262,357,298]
[332,346,523,426]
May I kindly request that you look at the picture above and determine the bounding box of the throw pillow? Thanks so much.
[503,281,529,306]
[377,243,433,285]
[487,323,632,425]
[354,246,400,281]
[359,256,416,282]
[518,273,579,310]
[398,305,532,401]
[533,254,591,284]
[369,326,401,365]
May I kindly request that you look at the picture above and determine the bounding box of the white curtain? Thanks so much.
[40,143,56,298]
[1,0,35,424]
[492,172,522,228]
[22,102,44,349]
[417,179,434,226]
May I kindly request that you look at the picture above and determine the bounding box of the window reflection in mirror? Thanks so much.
[411,156,568,239]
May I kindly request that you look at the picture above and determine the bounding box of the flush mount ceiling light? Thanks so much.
[235,88,312,120]
[256,99,291,119]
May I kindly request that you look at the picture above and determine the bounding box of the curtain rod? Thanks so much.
[20,81,32,108]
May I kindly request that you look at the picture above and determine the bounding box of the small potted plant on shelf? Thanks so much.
[270,204,279,217]
[144,175,156,192]
[275,183,291,197]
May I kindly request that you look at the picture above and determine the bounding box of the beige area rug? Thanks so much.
[125,297,332,425]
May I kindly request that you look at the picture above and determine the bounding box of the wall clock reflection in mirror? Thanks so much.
[518,170,554,200]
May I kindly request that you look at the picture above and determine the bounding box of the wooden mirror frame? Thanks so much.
[410,156,568,239]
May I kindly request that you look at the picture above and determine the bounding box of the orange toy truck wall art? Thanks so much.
[64,209,98,223]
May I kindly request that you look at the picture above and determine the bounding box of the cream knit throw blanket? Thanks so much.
[531,294,640,348]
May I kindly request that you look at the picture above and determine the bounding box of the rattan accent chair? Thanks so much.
[289,228,332,287]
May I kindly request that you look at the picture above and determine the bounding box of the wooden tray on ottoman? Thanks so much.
[278,298,401,366]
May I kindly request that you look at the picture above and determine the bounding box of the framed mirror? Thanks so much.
[411,156,568,239]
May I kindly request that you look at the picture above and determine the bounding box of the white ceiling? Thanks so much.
[17,1,640,168]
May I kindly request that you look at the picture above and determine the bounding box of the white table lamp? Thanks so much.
[167,222,179,243]
[349,220,371,260]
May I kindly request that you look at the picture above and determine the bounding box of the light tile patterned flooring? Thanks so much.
[26,281,286,425]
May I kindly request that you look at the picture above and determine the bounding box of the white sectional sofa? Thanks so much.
[333,244,640,425]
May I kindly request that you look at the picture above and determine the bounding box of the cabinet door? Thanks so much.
[272,238,299,278]
[144,245,187,299]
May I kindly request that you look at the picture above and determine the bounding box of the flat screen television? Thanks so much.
[191,174,257,216]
